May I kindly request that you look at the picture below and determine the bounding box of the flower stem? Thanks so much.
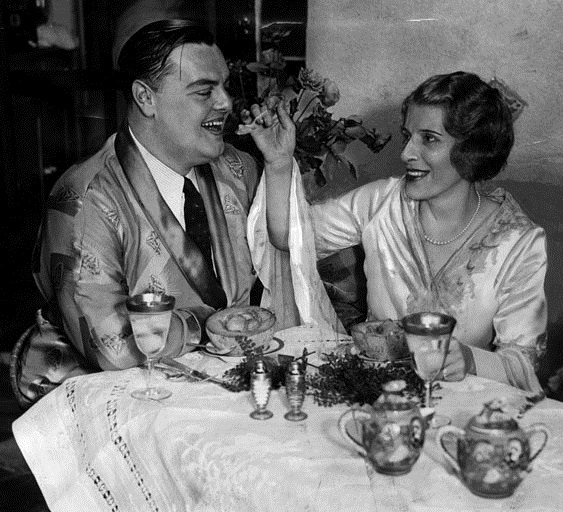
[238,72,246,102]
[295,95,319,123]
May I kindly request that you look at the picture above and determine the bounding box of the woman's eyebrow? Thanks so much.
[420,128,443,136]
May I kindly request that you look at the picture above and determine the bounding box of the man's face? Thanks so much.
[149,43,232,173]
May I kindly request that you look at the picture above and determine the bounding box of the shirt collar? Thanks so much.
[128,127,196,228]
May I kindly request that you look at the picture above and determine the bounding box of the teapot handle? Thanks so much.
[338,409,371,457]
[436,425,465,474]
[525,423,550,462]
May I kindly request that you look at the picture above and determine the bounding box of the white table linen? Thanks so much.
[13,326,563,512]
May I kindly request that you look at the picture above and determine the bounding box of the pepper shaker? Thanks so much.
[250,359,273,420]
[284,361,307,421]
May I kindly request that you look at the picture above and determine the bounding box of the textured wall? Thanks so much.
[306,0,563,325]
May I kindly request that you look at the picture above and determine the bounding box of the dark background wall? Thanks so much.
[0,0,307,351]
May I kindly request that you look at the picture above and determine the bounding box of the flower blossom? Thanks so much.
[261,48,286,70]
[319,79,340,107]
[298,68,325,92]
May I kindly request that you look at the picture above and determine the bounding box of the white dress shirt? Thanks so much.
[129,127,197,230]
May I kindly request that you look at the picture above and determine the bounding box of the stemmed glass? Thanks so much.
[402,312,456,428]
[127,293,175,401]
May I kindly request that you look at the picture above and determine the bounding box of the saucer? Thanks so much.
[203,337,284,359]
[357,352,411,367]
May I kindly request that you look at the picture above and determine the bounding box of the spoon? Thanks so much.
[516,391,546,419]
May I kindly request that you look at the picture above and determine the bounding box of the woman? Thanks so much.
[258,71,547,392]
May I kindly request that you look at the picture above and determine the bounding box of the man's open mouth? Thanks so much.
[201,119,225,135]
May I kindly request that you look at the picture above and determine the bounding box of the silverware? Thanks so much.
[516,390,546,419]
[157,357,224,385]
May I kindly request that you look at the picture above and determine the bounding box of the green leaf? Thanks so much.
[323,151,350,181]
[348,161,358,181]
[314,167,327,187]
[360,130,392,154]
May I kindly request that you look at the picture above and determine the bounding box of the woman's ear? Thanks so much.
[131,80,156,117]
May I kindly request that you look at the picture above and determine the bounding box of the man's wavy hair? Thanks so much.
[401,71,514,182]
[118,19,215,102]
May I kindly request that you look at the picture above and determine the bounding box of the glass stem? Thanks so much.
[146,357,154,391]
[425,380,433,408]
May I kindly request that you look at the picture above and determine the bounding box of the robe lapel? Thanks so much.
[114,127,227,309]
[195,164,241,305]
[400,186,434,290]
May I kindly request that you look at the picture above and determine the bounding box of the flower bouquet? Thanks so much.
[227,49,391,201]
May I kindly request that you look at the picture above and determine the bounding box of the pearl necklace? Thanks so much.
[422,190,481,246]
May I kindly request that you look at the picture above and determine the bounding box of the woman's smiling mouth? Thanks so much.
[405,169,429,181]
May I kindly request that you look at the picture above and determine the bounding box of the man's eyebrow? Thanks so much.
[185,78,220,89]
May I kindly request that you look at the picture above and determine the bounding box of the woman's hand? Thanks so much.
[238,102,295,251]
[239,102,296,170]
[440,337,475,381]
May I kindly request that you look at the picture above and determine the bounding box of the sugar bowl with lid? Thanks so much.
[338,380,426,475]
[436,397,549,498]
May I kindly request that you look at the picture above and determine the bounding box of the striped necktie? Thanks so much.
[183,177,214,271]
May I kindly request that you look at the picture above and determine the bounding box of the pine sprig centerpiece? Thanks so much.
[307,353,424,407]
[221,340,306,392]
[221,343,424,407]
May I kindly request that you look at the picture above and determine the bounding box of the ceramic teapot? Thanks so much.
[338,380,426,475]
[436,398,549,498]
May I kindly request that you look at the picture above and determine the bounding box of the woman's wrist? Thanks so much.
[459,342,477,375]
[264,157,293,174]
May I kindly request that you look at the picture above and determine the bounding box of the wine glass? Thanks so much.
[127,293,175,401]
[401,312,456,428]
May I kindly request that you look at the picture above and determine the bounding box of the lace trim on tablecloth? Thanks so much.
[66,379,119,511]
[106,382,160,512]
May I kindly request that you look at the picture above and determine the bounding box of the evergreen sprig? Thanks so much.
[307,353,424,407]
[222,347,424,407]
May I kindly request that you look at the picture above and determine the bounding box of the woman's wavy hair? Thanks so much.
[401,71,514,182]
[118,19,215,102]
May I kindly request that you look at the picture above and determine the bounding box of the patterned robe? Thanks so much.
[306,176,547,392]
[312,178,547,390]
[17,126,301,404]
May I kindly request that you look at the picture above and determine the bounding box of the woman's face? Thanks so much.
[400,104,465,201]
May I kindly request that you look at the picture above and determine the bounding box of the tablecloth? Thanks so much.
[12,326,563,512]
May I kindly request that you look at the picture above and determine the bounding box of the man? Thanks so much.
[12,0,301,406]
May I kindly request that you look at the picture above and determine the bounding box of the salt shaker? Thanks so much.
[284,361,307,421]
[250,359,273,420]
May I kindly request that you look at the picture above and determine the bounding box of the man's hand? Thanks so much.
[239,102,296,169]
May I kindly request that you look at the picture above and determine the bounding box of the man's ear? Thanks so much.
[131,80,156,117]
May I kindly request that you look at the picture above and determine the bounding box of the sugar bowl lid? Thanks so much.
[467,398,519,432]
[374,380,416,411]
